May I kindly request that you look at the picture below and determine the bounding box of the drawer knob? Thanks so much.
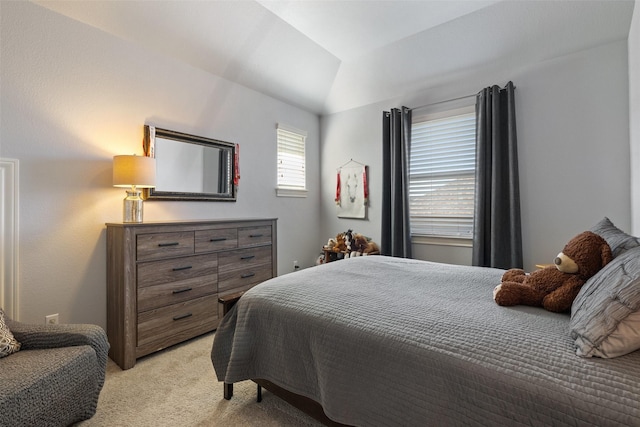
[173,313,193,321]
[172,266,193,271]
[240,255,255,260]
[172,287,193,294]
[158,242,180,247]
[210,237,228,242]
[241,272,256,279]
[249,234,263,238]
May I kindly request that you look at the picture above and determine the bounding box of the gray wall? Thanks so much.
[321,39,631,272]
[0,2,321,326]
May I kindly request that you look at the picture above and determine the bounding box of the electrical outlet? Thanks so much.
[45,313,59,325]
[293,260,299,271]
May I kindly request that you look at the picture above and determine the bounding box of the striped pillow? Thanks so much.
[571,246,640,358]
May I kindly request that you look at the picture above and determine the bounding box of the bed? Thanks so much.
[212,254,640,426]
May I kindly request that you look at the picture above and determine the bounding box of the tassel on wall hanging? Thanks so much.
[234,144,240,187]
[336,159,368,219]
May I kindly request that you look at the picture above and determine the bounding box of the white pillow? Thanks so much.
[570,246,640,358]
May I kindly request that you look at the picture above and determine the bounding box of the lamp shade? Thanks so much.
[113,155,156,188]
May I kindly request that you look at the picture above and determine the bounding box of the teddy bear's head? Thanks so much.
[553,231,612,279]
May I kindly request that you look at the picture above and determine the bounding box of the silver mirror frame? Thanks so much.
[142,125,237,201]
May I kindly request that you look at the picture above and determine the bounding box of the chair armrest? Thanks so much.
[6,320,109,368]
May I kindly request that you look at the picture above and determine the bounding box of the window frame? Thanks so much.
[276,123,307,198]
[409,104,476,244]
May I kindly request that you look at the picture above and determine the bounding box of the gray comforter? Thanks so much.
[212,256,640,426]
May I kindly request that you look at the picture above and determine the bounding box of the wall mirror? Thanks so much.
[142,125,236,201]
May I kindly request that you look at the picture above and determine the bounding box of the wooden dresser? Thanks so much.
[106,218,277,369]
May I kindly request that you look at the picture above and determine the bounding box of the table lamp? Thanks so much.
[113,155,156,223]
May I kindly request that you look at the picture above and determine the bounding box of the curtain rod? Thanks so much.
[410,93,476,111]
[410,84,516,111]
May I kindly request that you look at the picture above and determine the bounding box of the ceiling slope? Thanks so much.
[34,0,635,115]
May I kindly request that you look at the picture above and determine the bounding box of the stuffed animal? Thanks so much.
[493,231,612,313]
[344,229,354,253]
[332,233,348,253]
[352,233,380,255]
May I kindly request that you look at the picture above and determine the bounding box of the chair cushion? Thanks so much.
[0,346,100,426]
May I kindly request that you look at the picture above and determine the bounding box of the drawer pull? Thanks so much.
[249,234,263,238]
[172,287,192,294]
[241,272,256,279]
[210,237,228,242]
[240,255,255,260]
[173,313,192,321]
[172,266,193,271]
[158,242,180,247]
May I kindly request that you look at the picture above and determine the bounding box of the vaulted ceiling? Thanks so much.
[35,0,634,115]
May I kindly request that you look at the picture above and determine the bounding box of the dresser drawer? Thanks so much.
[137,294,218,355]
[195,228,238,253]
[137,232,194,261]
[218,246,273,292]
[218,267,272,293]
[137,276,217,312]
[137,254,217,289]
[218,246,272,271]
[238,226,272,247]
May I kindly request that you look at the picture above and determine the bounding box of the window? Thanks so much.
[276,124,307,197]
[409,105,476,239]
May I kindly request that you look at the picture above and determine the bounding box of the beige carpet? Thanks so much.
[78,332,323,426]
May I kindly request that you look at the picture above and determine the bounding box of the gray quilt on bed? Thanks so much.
[212,256,640,426]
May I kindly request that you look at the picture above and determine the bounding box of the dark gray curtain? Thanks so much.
[381,107,412,258]
[472,81,523,269]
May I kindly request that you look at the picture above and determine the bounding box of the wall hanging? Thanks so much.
[335,159,368,219]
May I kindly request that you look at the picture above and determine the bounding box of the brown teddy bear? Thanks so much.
[493,231,612,313]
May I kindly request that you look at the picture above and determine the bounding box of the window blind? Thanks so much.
[409,110,476,238]
[277,125,306,190]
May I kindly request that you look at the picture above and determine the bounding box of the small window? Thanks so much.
[276,124,307,197]
[409,105,476,238]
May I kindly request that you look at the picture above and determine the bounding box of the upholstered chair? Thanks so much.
[0,313,109,426]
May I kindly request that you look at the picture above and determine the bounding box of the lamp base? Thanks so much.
[123,189,144,223]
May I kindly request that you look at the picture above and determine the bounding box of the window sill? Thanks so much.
[276,188,308,198]
[411,235,472,248]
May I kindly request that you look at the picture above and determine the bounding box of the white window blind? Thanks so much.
[277,124,307,196]
[409,106,476,238]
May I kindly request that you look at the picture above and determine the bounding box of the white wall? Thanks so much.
[0,2,321,326]
[630,0,640,235]
[321,40,631,272]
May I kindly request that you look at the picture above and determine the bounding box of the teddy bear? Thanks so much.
[493,231,612,313]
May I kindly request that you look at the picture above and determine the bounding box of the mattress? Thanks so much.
[212,256,640,426]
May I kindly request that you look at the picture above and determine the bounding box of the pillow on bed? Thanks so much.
[570,246,640,358]
[589,217,640,258]
[0,308,21,358]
